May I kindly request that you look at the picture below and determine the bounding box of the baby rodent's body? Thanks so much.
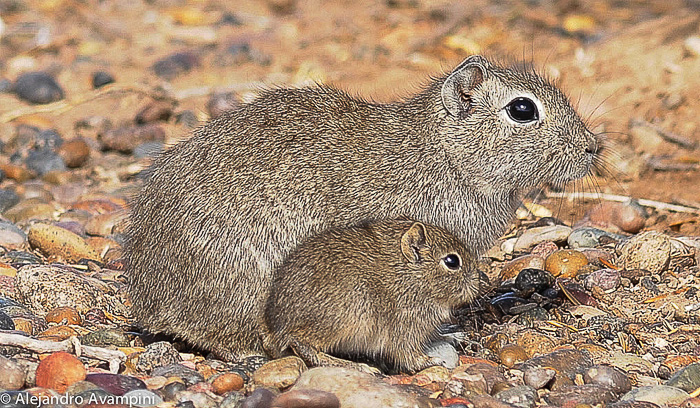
[126,56,597,358]
[263,219,478,372]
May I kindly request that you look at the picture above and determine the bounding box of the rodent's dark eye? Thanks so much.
[506,97,539,123]
[442,254,461,270]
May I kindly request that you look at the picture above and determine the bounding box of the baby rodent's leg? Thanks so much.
[290,340,380,374]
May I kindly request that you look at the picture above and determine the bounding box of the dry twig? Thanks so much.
[0,332,125,373]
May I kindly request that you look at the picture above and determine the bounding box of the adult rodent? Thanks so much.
[262,219,479,373]
[126,55,597,358]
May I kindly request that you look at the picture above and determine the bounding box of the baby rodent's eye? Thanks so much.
[442,254,461,270]
[506,97,539,123]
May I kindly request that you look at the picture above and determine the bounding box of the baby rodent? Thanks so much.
[263,219,479,373]
[126,55,597,358]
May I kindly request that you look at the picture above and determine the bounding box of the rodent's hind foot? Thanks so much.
[290,340,381,375]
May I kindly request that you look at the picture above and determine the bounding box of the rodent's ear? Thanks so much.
[441,55,488,118]
[401,222,428,263]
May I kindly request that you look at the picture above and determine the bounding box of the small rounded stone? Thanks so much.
[13,72,65,104]
[583,365,631,394]
[45,306,82,325]
[271,389,340,408]
[583,269,621,291]
[514,268,555,296]
[545,249,589,278]
[498,344,528,368]
[0,355,26,390]
[212,373,245,395]
[523,366,556,389]
[27,223,101,262]
[85,373,148,396]
[500,255,545,280]
[35,351,87,393]
[241,387,277,408]
[253,356,307,389]
[92,71,115,88]
[57,139,91,168]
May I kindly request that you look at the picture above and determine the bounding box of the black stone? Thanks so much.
[92,71,115,89]
[152,52,200,80]
[515,268,555,296]
[13,72,65,104]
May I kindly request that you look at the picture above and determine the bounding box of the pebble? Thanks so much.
[513,225,572,252]
[135,101,174,124]
[207,92,241,118]
[45,306,82,325]
[25,148,66,175]
[584,269,621,291]
[587,201,647,233]
[85,211,127,237]
[175,390,219,407]
[530,241,558,259]
[500,255,546,280]
[80,328,131,347]
[666,362,700,392]
[0,189,20,212]
[150,364,203,386]
[618,232,671,275]
[271,389,341,408]
[4,200,55,222]
[27,223,101,262]
[0,310,14,329]
[0,163,34,182]
[568,227,612,248]
[57,138,91,168]
[545,383,618,406]
[545,249,589,278]
[293,367,431,407]
[160,380,187,401]
[0,220,27,247]
[15,264,130,316]
[620,385,689,406]
[135,342,183,373]
[123,389,163,407]
[498,344,528,368]
[99,124,166,153]
[520,348,592,384]
[425,341,458,369]
[583,365,632,394]
[514,268,554,296]
[152,51,201,80]
[0,355,26,390]
[92,71,115,88]
[608,352,654,375]
[85,373,147,396]
[241,387,277,408]
[253,356,307,389]
[494,385,537,408]
[211,373,245,394]
[35,351,87,393]
[452,362,506,393]
[523,366,555,389]
[37,324,80,341]
[13,71,65,104]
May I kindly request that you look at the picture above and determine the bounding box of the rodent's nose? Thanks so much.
[585,137,598,155]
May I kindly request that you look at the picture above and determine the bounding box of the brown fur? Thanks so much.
[262,219,478,373]
[126,55,596,358]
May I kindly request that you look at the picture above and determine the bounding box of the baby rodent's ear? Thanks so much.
[401,222,428,263]
[441,55,489,118]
